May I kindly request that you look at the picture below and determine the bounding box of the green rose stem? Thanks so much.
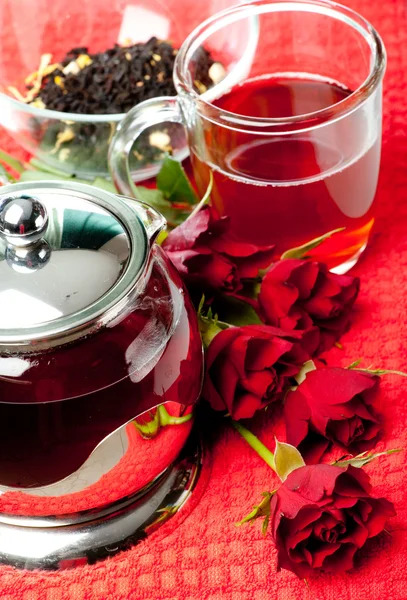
[232,421,276,472]
[134,405,193,437]
[156,404,193,426]
[134,410,160,437]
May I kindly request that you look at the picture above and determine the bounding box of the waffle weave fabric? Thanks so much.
[1,0,407,597]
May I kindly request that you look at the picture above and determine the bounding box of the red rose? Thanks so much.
[203,325,315,419]
[284,368,382,463]
[164,248,239,292]
[258,259,360,354]
[163,206,275,293]
[271,463,395,577]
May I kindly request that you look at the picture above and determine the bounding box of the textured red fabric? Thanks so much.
[1,0,407,597]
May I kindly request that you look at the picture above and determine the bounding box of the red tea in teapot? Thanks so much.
[0,250,202,490]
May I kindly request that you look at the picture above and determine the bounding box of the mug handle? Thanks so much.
[108,96,185,197]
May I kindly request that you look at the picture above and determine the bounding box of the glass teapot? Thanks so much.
[0,181,203,569]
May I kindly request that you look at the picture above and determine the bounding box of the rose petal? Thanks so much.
[299,368,378,409]
[341,523,369,548]
[364,498,396,538]
[304,271,344,317]
[271,464,393,578]
[279,465,344,510]
[209,357,240,415]
[205,328,241,370]
[231,391,264,420]
[313,511,344,538]
[321,543,358,573]
[298,433,331,464]
[284,388,312,447]
[204,325,307,419]
[259,260,315,324]
[163,206,212,250]
[166,248,239,291]
[311,542,342,568]
[328,416,364,446]
[227,335,253,380]
[245,336,293,371]
[211,236,276,279]
[240,370,278,397]
[335,466,373,497]
[284,507,323,537]
[286,526,314,550]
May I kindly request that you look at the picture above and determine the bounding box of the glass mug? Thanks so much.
[109,0,386,273]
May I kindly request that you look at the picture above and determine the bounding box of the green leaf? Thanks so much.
[156,155,198,205]
[19,170,122,196]
[347,359,362,369]
[0,163,15,183]
[133,185,168,207]
[346,359,407,377]
[134,184,189,228]
[29,157,76,177]
[216,295,262,327]
[198,303,229,348]
[274,439,305,481]
[0,149,25,174]
[19,170,72,182]
[294,360,316,385]
[235,491,275,531]
[199,320,223,348]
[281,227,346,260]
[262,514,270,537]
[355,368,407,377]
[197,295,206,318]
[332,448,402,469]
[90,177,118,194]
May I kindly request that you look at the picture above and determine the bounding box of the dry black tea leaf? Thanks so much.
[24,38,216,115]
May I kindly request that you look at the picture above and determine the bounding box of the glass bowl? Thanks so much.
[0,0,241,180]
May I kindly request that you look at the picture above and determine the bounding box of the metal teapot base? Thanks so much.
[0,436,202,570]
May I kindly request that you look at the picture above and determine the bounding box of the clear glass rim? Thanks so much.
[174,0,386,131]
[0,92,126,122]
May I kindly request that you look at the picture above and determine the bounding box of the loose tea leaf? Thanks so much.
[9,40,221,176]
[22,38,216,115]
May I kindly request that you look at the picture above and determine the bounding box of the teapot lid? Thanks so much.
[0,180,165,352]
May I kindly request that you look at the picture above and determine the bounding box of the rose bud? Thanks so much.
[163,206,275,294]
[203,324,314,420]
[284,367,382,462]
[270,463,395,577]
[258,259,360,354]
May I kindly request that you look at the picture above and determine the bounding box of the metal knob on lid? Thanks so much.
[0,180,153,351]
[0,194,49,247]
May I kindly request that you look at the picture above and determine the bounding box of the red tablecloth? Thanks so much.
[1,0,407,597]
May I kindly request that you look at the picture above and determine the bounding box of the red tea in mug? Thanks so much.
[190,76,380,271]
